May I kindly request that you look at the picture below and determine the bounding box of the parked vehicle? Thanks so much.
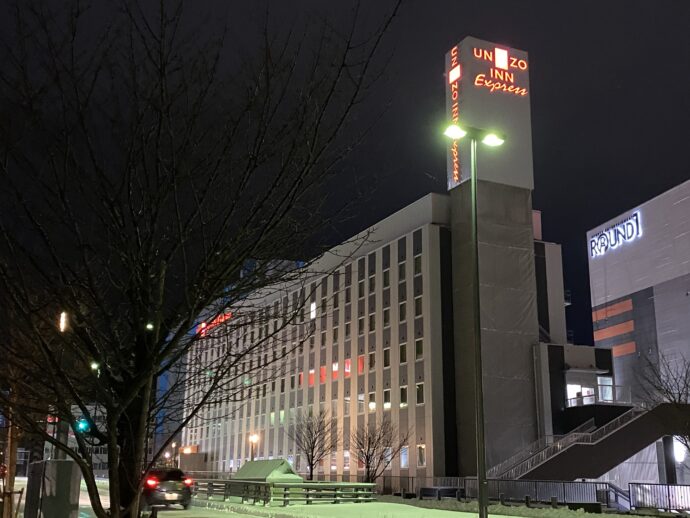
[142,468,192,509]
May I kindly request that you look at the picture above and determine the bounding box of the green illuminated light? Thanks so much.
[444,124,466,140]
[482,133,505,147]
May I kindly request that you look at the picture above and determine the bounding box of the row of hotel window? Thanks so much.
[239,340,425,402]
[224,444,427,472]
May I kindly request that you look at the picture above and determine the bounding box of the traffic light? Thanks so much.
[76,418,91,433]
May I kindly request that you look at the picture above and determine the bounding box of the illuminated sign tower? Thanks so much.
[445,37,533,190]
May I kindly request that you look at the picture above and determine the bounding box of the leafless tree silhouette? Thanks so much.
[287,409,338,480]
[350,416,409,483]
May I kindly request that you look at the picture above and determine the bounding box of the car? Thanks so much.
[142,468,193,510]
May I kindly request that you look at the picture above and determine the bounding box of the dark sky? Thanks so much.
[321,0,690,344]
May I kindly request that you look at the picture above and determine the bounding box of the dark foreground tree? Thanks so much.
[642,354,690,454]
[287,409,338,480]
[351,416,409,483]
[0,1,399,516]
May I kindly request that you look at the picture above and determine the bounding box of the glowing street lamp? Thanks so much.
[90,362,100,371]
[444,123,505,518]
[59,311,68,333]
[249,433,259,462]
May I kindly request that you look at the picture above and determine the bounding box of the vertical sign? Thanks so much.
[445,36,533,191]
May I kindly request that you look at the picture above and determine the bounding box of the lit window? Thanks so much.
[298,373,303,388]
[383,348,390,368]
[320,366,326,384]
[344,450,350,471]
[400,386,408,408]
[344,358,352,378]
[344,396,350,417]
[310,302,316,320]
[400,446,409,469]
[383,389,391,410]
[416,383,425,405]
[414,296,423,317]
[279,410,285,424]
[270,412,275,425]
[417,444,426,467]
[308,369,315,387]
[400,343,407,364]
[357,355,365,375]
[357,393,365,414]
[332,362,339,380]
[369,352,376,370]
[415,339,424,360]
[368,392,376,412]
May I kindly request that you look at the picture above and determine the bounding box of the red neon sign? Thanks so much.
[471,46,528,97]
[197,312,232,336]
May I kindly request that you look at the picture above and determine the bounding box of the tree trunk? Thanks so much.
[2,408,18,518]
[115,375,154,517]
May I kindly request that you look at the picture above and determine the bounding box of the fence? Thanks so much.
[630,483,690,511]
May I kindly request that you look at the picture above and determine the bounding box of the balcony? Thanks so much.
[566,384,631,408]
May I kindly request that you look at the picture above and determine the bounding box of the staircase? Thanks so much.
[491,403,688,481]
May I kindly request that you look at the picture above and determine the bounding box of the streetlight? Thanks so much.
[249,434,259,462]
[59,311,68,333]
[444,123,505,518]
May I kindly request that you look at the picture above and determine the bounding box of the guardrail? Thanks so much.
[630,482,690,511]
[192,478,375,506]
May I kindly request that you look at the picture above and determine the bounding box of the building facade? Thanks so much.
[181,189,572,480]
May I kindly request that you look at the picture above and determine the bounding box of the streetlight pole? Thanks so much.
[444,124,505,518]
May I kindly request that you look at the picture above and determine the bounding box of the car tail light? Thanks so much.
[183,478,193,487]
[145,477,159,489]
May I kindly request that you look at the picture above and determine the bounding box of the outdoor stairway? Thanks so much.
[487,418,596,479]
[494,403,690,481]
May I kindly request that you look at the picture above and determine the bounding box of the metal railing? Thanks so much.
[500,408,646,479]
[488,418,595,479]
[566,385,631,407]
[630,482,690,511]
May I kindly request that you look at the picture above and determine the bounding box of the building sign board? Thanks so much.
[589,212,642,258]
[445,36,533,191]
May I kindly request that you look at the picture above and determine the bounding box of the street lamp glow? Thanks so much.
[444,124,466,140]
[164,451,171,459]
[482,133,505,147]
[171,442,176,449]
[90,362,100,371]
[249,434,259,444]
[59,312,68,333]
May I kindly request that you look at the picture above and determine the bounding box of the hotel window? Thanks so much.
[383,269,390,288]
[368,392,376,412]
[270,412,275,425]
[417,444,426,467]
[310,302,316,320]
[344,396,350,417]
[358,355,365,375]
[290,375,295,390]
[416,383,425,405]
[358,280,365,298]
[333,293,339,309]
[345,287,351,304]
[279,410,285,424]
[414,255,422,276]
[280,378,285,393]
[415,339,423,360]
[400,386,408,408]
[320,366,327,384]
[332,362,339,380]
[298,373,303,388]
[345,322,351,339]
[332,399,338,418]
[383,389,391,410]
[400,446,409,469]
[399,302,406,322]
[400,343,407,364]
[369,352,376,370]
[321,297,327,313]
[383,308,390,328]
[398,262,406,280]
[369,313,376,332]
[344,358,352,378]
[333,327,339,343]
[414,296,423,317]
[321,331,327,348]
[344,450,350,471]
[358,317,365,336]
[308,369,315,387]
[383,348,391,368]
[369,276,375,292]
[357,393,365,414]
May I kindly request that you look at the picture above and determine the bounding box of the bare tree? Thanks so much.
[288,409,338,480]
[351,416,410,483]
[642,354,690,452]
[0,1,400,516]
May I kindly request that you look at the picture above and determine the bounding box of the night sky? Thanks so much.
[316,0,690,344]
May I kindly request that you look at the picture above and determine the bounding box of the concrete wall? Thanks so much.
[451,179,539,474]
